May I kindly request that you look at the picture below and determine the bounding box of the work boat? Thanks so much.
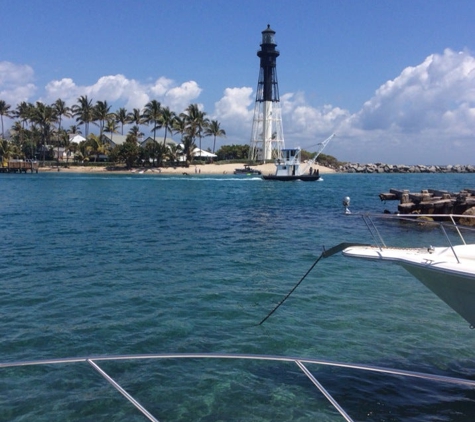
[342,213,475,327]
[233,165,262,175]
[262,133,334,181]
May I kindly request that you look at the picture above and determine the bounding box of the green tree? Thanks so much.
[30,102,58,164]
[53,99,72,166]
[72,95,94,138]
[87,133,108,162]
[216,144,250,161]
[94,100,112,141]
[104,118,119,143]
[0,99,13,139]
[204,119,226,154]
[172,114,187,143]
[128,125,144,140]
[127,108,144,140]
[67,125,82,135]
[167,143,181,167]
[155,106,175,147]
[119,135,140,169]
[114,107,128,135]
[181,135,196,166]
[143,100,161,143]
[185,104,209,157]
[0,139,13,162]
[13,101,33,146]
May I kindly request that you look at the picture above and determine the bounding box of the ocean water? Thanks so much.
[0,171,475,421]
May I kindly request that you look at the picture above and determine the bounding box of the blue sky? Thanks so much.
[1,0,475,164]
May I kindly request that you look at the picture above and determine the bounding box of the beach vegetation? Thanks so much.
[0,99,13,139]
[114,107,128,135]
[0,96,227,168]
[216,144,250,161]
[93,100,113,140]
[72,95,94,138]
[205,120,226,154]
[143,100,162,143]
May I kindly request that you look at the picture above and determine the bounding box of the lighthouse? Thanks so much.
[249,25,285,162]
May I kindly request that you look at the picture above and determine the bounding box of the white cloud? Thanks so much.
[215,87,253,119]
[41,74,204,116]
[337,49,475,163]
[150,77,174,97]
[0,61,34,86]
[280,92,349,138]
[2,48,475,164]
[352,49,475,133]
[0,61,37,103]
[43,78,81,105]
[164,81,202,112]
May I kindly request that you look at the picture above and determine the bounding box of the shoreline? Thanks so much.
[39,162,336,175]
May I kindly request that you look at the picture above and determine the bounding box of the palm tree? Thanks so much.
[72,95,94,138]
[204,119,226,154]
[0,99,13,139]
[61,133,74,166]
[30,102,58,164]
[185,104,209,158]
[114,107,128,135]
[143,100,161,143]
[127,108,144,140]
[67,125,82,135]
[94,100,112,141]
[13,101,34,149]
[8,121,23,143]
[53,99,72,167]
[104,118,119,143]
[75,140,90,163]
[0,139,13,163]
[172,114,187,143]
[167,143,181,167]
[128,125,144,139]
[155,106,175,148]
[172,114,188,165]
[53,99,71,134]
[181,135,196,166]
[87,133,108,162]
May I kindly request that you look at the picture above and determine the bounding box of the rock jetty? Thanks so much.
[380,188,475,216]
[339,163,475,173]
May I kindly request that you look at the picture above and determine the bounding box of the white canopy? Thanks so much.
[69,134,86,144]
[193,148,216,158]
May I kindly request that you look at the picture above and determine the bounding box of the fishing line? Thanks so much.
[257,243,368,326]
[257,252,324,326]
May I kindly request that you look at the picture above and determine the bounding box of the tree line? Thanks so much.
[0,97,227,167]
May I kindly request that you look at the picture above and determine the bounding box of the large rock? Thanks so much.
[460,207,475,226]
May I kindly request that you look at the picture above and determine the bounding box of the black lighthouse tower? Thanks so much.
[250,25,285,161]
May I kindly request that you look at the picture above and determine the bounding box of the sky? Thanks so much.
[1,0,475,165]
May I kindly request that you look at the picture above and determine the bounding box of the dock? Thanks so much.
[379,188,475,215]
[0,160,39,174]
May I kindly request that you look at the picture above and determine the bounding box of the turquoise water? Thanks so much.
[1,172,475,421]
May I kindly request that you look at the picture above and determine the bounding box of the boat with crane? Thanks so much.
[262,134,335,181]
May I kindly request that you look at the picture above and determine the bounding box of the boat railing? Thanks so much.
[358,213,475,264]
[2,352,475,421]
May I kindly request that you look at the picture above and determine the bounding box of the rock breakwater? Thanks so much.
[339,163,475,173]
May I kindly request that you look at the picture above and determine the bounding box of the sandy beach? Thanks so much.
[40,162,335,175]
[39,163,335,174]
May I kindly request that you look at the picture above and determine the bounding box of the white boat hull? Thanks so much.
[342,244,475,327]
